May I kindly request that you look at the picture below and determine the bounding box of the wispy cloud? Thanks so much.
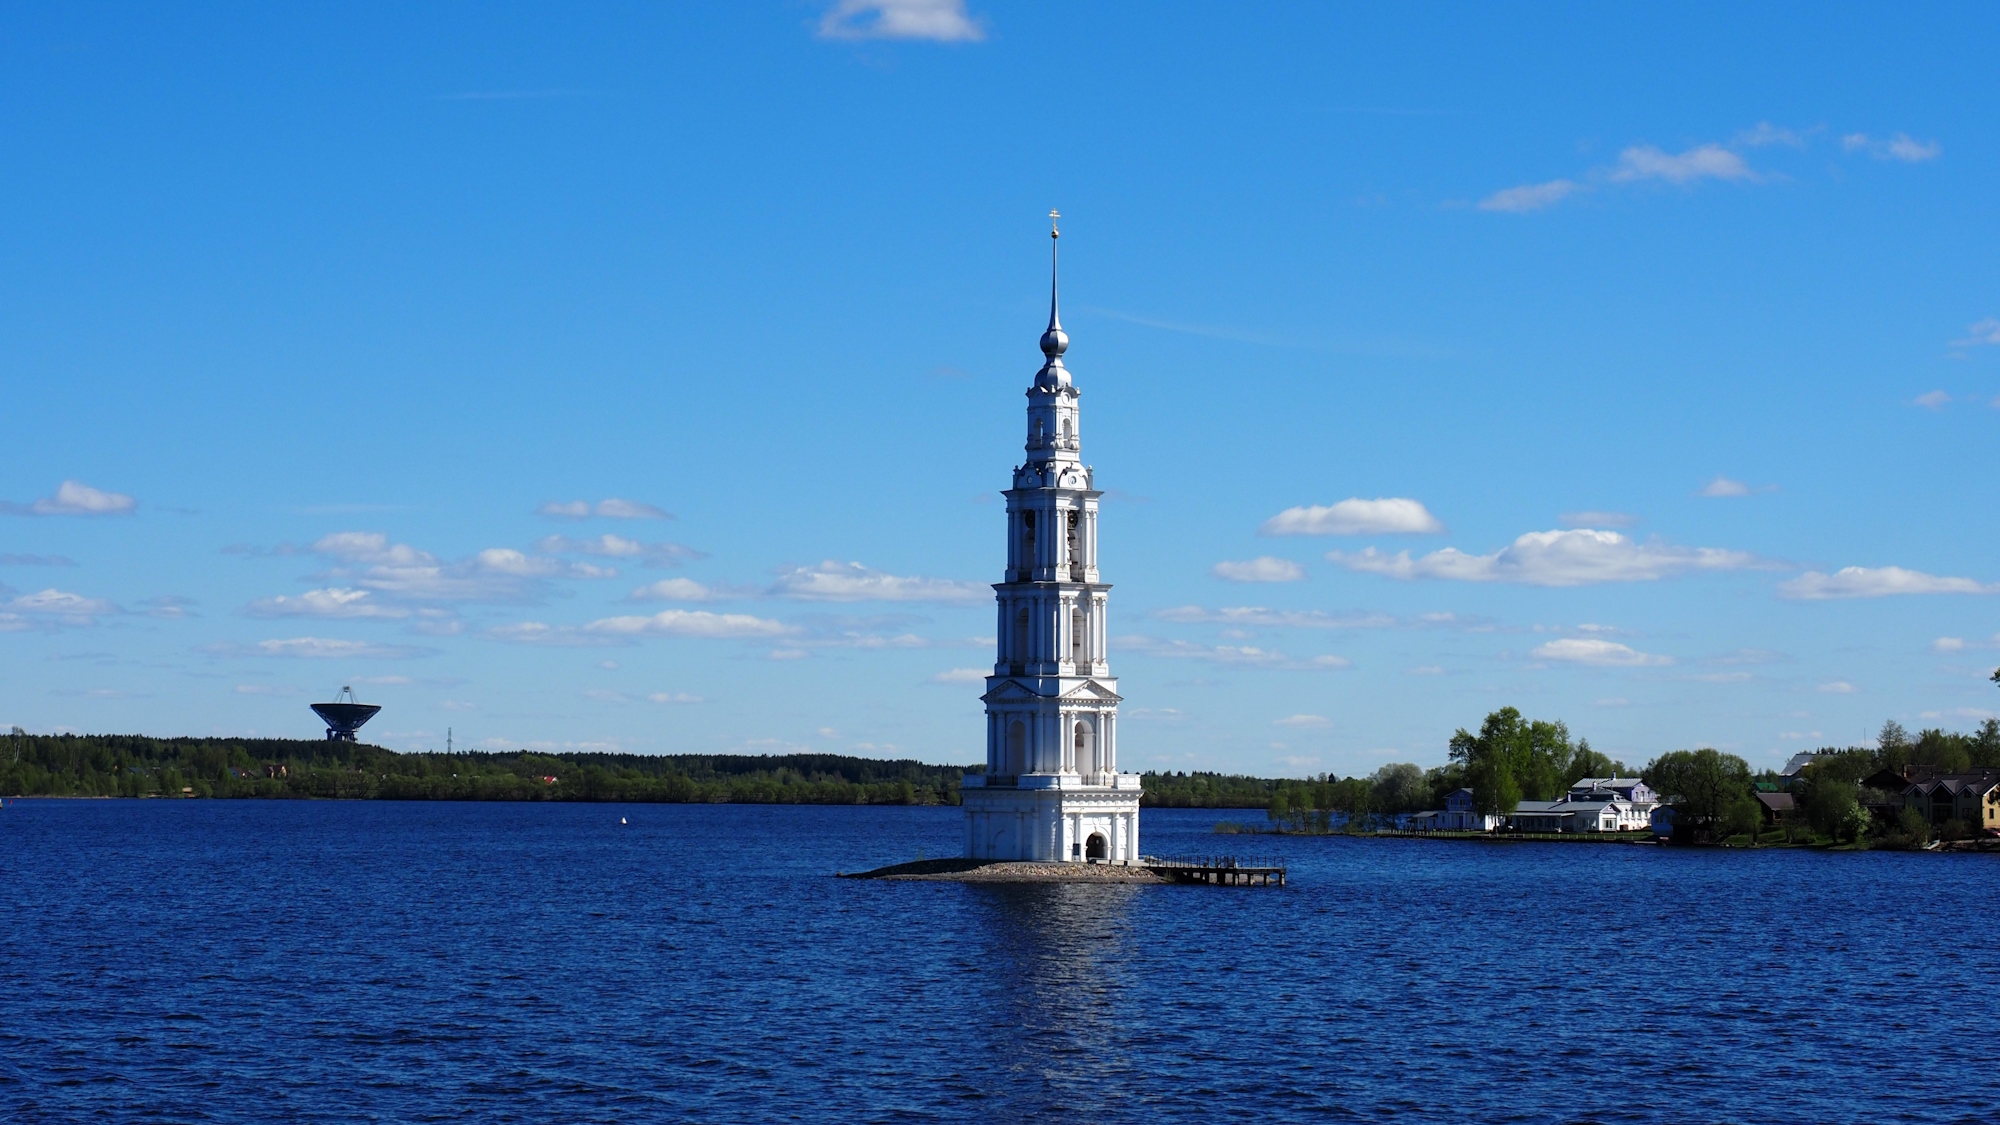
[1531,638,1672,667]
[927,667,987,685]
[1559,510,1639,529]
[1734,122,1811,148]
[0,480,136,517]
[1478,179,1581,213]
[1608,144,1754,185]
[1699,476,1752,497]
[537,533,704,566]
[1819,681,1858,694]
[1273,714,1331,728]
[1331,529,1762,587]
[1118,635,1349,670]
[1152,606,1402,630]
[1951,317,2000,350]
[1913,390,1952,409]
[1843,132,1941,162]
[817,0,984,42]
[535,498,672,521]
[246,587,409,620]
[1211,557,1306,583]
[491,609,793,647]
[769,561,985,603]
[1261,498,1444,536]
[1779,566,1997,600]
[204,637,437,660]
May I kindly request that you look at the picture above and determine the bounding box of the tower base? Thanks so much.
[961,774,1142,862]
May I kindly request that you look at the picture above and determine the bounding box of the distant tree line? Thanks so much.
[0,733,968,806]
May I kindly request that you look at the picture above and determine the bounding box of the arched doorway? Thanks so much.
[1085,832,1108,861]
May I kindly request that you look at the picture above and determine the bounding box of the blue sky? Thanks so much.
[4,1,1998,775]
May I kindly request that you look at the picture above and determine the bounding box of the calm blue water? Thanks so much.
[3,800,1996,1123]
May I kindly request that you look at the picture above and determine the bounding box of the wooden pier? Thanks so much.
[1144,855,1286,887]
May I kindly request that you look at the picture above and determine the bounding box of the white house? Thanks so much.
[960,219,1143,864]
[1506,777,1657,834]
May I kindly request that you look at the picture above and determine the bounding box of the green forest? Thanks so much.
[0,731,1279,808]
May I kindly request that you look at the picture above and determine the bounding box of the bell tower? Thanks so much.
[962,214,1143,864]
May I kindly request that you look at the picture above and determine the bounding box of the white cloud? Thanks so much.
[1153,606,1399,630]
[1407,665,1445,676]
[246,587,409,619]
[1261,498,1444,536]
[0,588,120,630]
[648,692,704,704]
[212,637,436,660]
[1913,390,1951,409]
[1118,636,1289,667]
[1594,697,1631,708]
[1608,143,1754,184]
[627,578,718,602]
[0,480,137,517]
[536,498,671,520]
[770,561,985,603]
[1331,529,1760,587]
[1559,510,1639,529]
[0,553,77,566]
[928,667,988,684]
[1273,714,1331,728]
[817,0,984,41]
[1885,133,1942,162]
[1779,566,1997,600]
[300,532,613,604]
[586,609,793,640]
[539,534,704,566]
[1478,179,1581,213]
[1779,730,1824,741]
[1734,122,1809,148]
[472,548,613,580]
[1211,557,1306,583]
[1700,476,1751,497]
[582,689,631,704]
[1844,132,1943,162]
[1953,318,2000,348]
[1531,638,1672,667]
[1932,637,1966,653]
[1819,681,1858,694]
[1117,635,1347,670]
[311,531,432,566]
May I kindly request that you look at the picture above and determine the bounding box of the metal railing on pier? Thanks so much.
[1143,854,1287,886]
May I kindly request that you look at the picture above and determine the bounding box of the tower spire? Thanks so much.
[1048,209,1062,332]
[1038,209,1070,373]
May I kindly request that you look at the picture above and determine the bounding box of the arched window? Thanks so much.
[1006,721,1026,776]
[1015,607,1030,663]
[1071,608,1084,663]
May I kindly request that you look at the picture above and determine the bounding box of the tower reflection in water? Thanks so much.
[961,882,1148,1110]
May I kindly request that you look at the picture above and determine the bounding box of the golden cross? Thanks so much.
[1049,209,1060,238]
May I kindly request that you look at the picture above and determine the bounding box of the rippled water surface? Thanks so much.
[3,799,1996,1123]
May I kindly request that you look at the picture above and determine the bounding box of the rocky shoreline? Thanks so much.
[839,858,1168,883]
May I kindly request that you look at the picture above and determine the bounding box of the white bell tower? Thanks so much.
[962,213,1144,863]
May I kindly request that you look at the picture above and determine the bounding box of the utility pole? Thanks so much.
[447,727,452,755]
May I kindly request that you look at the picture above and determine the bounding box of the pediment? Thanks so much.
[980,679,1044,703]
[1061,680,1124,702]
